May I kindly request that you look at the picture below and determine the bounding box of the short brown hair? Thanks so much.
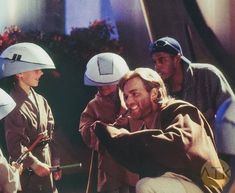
[119,68,171,107]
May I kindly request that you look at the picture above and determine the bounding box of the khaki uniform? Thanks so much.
[4,85,58,193]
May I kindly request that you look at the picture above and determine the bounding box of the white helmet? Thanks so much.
[215,97,235,155]
[84,52,130,86]
[0,42,55,79]
[0,88,16,120]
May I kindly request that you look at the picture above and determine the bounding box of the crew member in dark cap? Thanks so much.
[149,36,234,130]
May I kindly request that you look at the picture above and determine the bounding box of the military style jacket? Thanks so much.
[94,100,227,193]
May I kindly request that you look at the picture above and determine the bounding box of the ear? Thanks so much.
[174,53,182,64]
[15,73,23,79]
[150,88,158,102]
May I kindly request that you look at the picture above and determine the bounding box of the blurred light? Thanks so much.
[8,0,18,23]
[65,0,118,39]
[0,0,18,32]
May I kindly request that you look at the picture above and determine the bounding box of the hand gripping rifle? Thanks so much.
[15,131,83,173]
[15,131,49,164]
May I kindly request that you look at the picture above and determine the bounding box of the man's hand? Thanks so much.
[114,116,129,127]
[53,170,62,181]
[11,161,23,175]
[52,159,62,181]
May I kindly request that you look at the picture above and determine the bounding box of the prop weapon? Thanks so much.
[15,131,49,164]
[50,162,82,172]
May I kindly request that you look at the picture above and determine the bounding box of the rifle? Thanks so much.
[15,131,49,164]
[50,163,82,172]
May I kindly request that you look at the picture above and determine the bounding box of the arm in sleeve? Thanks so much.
[4,110,40,168]
[94,105,214,174]
[0,149,21,193]
[79,103,100,151]
[207,66,234,109]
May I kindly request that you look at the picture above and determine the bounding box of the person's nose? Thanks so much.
[37,69,44,76]
[155,62,162,72]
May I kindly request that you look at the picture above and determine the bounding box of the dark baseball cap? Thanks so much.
[149,37,191,64]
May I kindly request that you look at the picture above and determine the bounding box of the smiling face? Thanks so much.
[16,69,44,93]
[123,76,158,121]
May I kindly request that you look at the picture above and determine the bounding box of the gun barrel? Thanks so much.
[50,163,82,172]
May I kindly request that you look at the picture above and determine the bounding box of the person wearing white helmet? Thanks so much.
[215,97,235,193]
[0,42,61,193]
[0,88,22,193]
[79,52,139,193]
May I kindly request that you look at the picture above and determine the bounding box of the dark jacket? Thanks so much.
[94,100,227,193]
[171,62,234,129]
